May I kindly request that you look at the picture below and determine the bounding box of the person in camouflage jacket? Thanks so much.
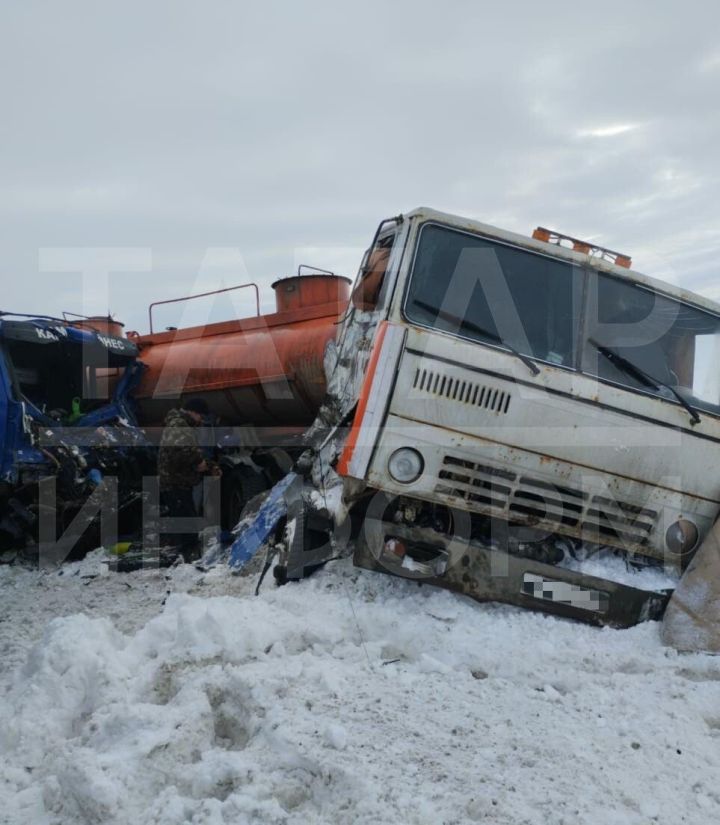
[158,407,208,489]
[157,398,215,557]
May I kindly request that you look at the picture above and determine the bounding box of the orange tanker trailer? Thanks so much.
[129,272,350,427]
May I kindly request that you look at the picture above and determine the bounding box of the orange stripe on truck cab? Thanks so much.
[336,321,389,478]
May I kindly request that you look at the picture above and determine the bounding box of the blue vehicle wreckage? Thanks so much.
[0,313,147,558]
[0,311,289,566]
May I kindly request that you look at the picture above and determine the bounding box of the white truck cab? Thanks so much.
[332,208,720,625]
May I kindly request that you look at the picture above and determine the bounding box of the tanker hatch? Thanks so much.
[65,314,126,337]
[272,267,351,314]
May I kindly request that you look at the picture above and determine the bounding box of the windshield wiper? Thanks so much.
[413,298,540,376]
[588,338,701,426]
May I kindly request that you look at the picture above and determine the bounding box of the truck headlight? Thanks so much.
[665,519,699,556]
[388,448,424,484]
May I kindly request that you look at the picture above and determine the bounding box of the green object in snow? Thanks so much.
[109,542,133,556]
[67,397,83,424]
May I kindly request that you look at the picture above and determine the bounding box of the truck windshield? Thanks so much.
[404,222,720,418]
[584,273,720,414]
[1,328,129,420]
[405,223,580,368]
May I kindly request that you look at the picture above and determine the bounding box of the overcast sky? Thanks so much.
[1,1,719,332]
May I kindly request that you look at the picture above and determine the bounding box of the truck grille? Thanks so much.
[413,368,511,414]
[435,454,658,549]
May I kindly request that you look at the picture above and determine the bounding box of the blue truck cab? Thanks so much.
[0,315,145,553]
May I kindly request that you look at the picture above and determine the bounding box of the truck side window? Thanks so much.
[351,234,394,311]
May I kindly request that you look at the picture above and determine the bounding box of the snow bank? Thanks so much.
[2,560,720,824]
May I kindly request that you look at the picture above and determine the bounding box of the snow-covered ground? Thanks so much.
[1,554,720,825]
